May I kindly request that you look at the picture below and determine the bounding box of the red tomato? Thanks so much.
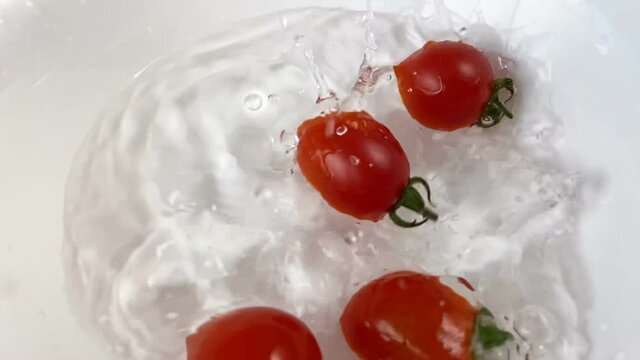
[394,41,514,131]
[186,307,322,360]
[296,111,436,226]
[340,271,477,360]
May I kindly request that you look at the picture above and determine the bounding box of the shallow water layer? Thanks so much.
[63,6,591,360]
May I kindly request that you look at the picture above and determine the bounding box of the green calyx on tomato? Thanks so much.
[473,307,514,358]
[389,176,438,228]
[476,78,516,128]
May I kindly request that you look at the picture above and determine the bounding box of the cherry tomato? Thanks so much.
[186,307,322,360]
[296,111,436,226]
[340,271,477,360]
[394,41,514,131]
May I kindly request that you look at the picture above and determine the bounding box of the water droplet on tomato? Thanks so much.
[349,155,360,165]
[336,125,348,136]
[243,93,263,111]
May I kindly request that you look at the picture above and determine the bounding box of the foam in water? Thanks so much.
[63,6,592,360]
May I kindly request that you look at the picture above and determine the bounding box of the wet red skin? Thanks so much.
[394,40,495,131]
[340,271,477,360]
[186,307,322,360]
[296,111,410,221]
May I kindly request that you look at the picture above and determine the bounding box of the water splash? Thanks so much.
[63,7,592,360]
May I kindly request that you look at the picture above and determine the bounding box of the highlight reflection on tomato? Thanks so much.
[296,111,437,227]
[395,40,515,131]
[186,307,322,360]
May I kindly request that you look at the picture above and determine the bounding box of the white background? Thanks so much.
[0,0,638,359]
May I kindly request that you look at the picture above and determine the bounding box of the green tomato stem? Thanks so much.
[389,177,438,228]
[477,78,516,128]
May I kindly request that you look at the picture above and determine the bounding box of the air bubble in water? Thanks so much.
[349,155,360,165]
[336,125,347,136]
[243,93,263,111]
[279,129,299,151]
[268,93,280,103]
[344,229,363,244]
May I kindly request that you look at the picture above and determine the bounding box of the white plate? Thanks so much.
[0,0,638,359]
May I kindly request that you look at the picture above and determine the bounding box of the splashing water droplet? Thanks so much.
[336,126,348,136]
[243,93,263,111]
